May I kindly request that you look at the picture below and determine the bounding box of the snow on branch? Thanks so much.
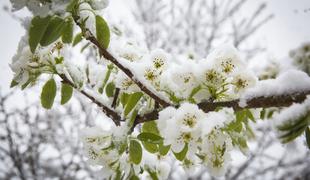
[135,70,310,125]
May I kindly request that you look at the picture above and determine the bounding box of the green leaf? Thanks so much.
[147,169,159,180]
[137,132,163,144]
[188,85,202,103]
[159,144,170,156]
[238,137,248,149]
[236,110,246,123]
[10,80,19,88]
[129,175,140,180]
[128,109,138,129]
[66,0,78,12]
[142,121,159,135]
[62,17,74,44]
[40,16,66,46]
[55,57,64,64]
[99,65,113,94]
[124,92,143,117]
[246,109,256,122]
[173,143,188,161]
[129,140,142,164]
[142,142,158,153]
[72,33,83,46]
[277,114,309,131]
[60,83,73,105]
[105,82,115,97]
[80,42,91,53]
[120,93,130,107]
[305,127,310,149]
[41,78,57,109]
[29,16,51,53]
[278,114,310,143]
[280,125,308,143]
[95,15,110,49]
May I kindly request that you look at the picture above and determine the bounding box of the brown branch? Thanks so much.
[59,74,122,125]
[72,15,171,108]
[111,88,120,108]
[135,90,310,125]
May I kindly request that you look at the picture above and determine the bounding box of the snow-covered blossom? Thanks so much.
[160,63,198,99]
[149,49,170,71]
[117,42,144,62]
[142,160,171,180]
[79,124,135,179]
[231,70,257,93]
[158,103,206,153]
[200,128,233,177]
[202,67,225,88]
[10,36,67,87]
[115,71,140,93]
[201,111,231,137]
[207,44,246,74]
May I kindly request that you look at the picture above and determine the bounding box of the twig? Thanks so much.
[59,74,122,125]
[111,88,120,108]
[72,14,171,108]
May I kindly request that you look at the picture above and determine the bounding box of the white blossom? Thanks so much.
[231,70,257,93]
[115,71,140,93]
[207,44,246,74]
[149,49,170,71]
[158,103,206,153]
[201,128,233,177]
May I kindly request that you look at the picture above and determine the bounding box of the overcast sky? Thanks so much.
[0,0,309,93]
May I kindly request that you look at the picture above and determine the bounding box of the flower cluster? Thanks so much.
[80,124,171,179]
[8,0,266,178]
[10,36,66,88]
[157,103,234,177]
[114,44,257,103]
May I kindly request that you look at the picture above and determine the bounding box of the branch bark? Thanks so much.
[135,90,310,125]
[72,15,171,108]
[59,74,122,125]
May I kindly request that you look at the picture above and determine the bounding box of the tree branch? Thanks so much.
[59,74,122,125]
[72,15,171,108]
[135,89,310,125]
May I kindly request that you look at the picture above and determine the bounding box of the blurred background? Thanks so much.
[0,0,310,179]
